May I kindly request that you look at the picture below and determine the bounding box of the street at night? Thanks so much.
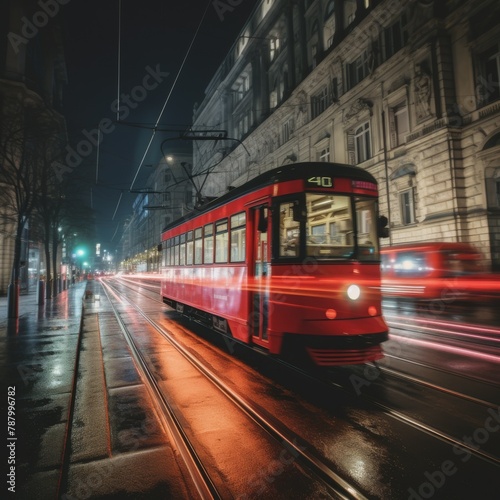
[2,0,500,499]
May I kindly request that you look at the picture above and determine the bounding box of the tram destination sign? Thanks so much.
[306,176,334,187]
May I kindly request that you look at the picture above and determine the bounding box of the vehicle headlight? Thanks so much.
[347,284,361,300]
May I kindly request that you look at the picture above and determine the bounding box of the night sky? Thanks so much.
[62,0,258,252]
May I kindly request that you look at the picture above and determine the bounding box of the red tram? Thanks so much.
[380,242,498,301]
[160,162,389,366]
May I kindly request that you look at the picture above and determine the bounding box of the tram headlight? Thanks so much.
[347,284,361,300]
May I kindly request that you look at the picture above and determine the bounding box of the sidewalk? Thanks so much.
[0,282,87,499]
[1,280,193,499]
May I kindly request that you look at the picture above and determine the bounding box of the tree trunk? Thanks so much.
[8,217,25,318]
[44,239,52,299]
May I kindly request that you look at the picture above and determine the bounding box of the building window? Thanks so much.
[389,102,409,147]
[382,14,409,61]
[318,147,330,162]
[270,36,280,61]
[323,1,335,49]
[232,70,251,106]
[311,43,318,68]
[311,85,329,119]
[282,117,294,143]
[400,189,415,225]
[308,18,320,69]
[344,0,357,28]
[354,122,371,163]
[346,49,371,90]
[476,43,500,107]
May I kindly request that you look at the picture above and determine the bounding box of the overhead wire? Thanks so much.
[127,0,214,192]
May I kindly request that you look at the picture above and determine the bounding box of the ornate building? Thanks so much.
[192,0,500,270]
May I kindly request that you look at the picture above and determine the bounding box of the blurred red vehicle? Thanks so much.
[380,242,500,301]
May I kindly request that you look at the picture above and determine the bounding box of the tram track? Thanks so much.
[101,278,368,499]
[101,280,221,499]
[334,367,500,468]
[375,358,498,408]
[104,280,500,490]
[115,276,500,409]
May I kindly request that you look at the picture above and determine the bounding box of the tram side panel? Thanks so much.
[162,263,251,344]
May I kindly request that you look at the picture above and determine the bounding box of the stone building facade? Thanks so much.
[192,0,500,270]
[0,0,67,294]
[119,153,193,272]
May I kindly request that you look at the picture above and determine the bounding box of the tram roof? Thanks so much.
[162,162,377,232]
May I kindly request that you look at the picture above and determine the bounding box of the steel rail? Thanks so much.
[105,278,367,500]
[112,276,500,468]
[100,280,221,500]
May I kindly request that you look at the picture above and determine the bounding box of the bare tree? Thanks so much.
[34,133,70,298]
[0,96,66,313]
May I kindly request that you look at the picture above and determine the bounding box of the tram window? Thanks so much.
[305,194,355,258]
[194,227,203,264]
[180,233,186,266]
[355,197,379,261]
[204,223,214,264]
[230,212,246,262]
[174,235,180,266]
[186,231,194,265]
[215,219,229,263]
[279,202,301,257]
[165,239,171,266]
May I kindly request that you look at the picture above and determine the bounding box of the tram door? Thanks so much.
[251,204,270,344]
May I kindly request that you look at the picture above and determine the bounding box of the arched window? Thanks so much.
[390,164,417,226]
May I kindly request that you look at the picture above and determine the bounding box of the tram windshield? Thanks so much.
[279,194,380,261]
